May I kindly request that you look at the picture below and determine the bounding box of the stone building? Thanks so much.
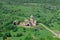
[24,19,31,26]
[13,20,20,25]
[30,15,37,26]
[24,15,37,26]
[13,15,37,27]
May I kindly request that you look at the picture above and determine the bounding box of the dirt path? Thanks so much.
[40,23,60,38]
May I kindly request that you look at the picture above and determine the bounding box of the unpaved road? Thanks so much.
[40,23,60,38]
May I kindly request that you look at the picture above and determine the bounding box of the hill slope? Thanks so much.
[0,0,60,40]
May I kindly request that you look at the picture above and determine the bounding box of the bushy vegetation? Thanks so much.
[0,0,60,40]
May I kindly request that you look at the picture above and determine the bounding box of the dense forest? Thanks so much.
[0,0,60,40]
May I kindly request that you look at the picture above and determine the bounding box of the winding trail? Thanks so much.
[40,23,60,38]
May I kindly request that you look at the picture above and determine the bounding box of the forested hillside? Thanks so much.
[0,0,60,40]
[0,0,60,6]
